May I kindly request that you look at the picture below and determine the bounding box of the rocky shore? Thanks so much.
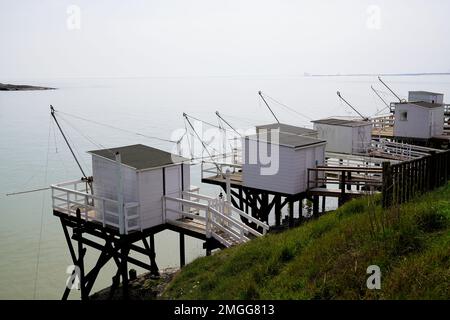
[0,83,56,91]
[90,267,179,300]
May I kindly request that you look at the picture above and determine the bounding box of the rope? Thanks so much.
[33,115,51,299]
[57,117,90,174]
[261,92,313,121]
[183,113,240,136]
[56,109,176,144]
[183,113,226,154]
[184,114,222,173]
[52,121,70,179]
[51,118,58,153]
[184,120,194,160]
[58,115,106,150]
[6,187,50,197]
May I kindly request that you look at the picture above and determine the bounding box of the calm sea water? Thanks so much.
[1,75,449,299]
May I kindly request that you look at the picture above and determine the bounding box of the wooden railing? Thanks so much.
[51,179,140,234]
[382,150,450,208]
[307,166,383,205]
[371,114,394,129]
[163,194,269,248]
[325,152,399,168]
[201,161,242,180]
[370,138,441,160]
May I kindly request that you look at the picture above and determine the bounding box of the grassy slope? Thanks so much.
[163,183,450,300]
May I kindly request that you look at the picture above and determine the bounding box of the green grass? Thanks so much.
[162,183,450,300]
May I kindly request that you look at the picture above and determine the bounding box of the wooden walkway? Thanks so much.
[163,194,269,248]
[306,166,383,204]
[307,187,375,198]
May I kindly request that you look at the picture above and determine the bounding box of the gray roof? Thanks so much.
[88,144,188,170]
[395,101,444,109]
[311,118,371,127]
[409,91,443,96]
[245,132,326,149]
[256,123,317,137]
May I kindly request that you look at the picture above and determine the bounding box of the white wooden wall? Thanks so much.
[431,107,445,136]
[408,92,444,104]
[394,104,444,139]
[92,155,138,202]
[139,164,190,228]
[92,154,190,230]
[138,168,164,229]
[242,138,325,195]
[351,125,372,154]
[313,123,353,154]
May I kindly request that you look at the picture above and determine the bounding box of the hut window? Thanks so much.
[400,111,408,121]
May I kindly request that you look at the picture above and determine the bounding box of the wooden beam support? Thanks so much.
[179,233,186,268]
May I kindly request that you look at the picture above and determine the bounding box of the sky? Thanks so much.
[1,0,450,79]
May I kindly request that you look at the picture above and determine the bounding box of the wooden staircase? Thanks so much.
[163,191,269,248]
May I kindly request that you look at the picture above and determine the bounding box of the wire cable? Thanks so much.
[56,109,176,144]
[33,115,51,299]
[261,92,313,121]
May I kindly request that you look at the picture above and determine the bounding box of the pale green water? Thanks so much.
[1,75,449,299]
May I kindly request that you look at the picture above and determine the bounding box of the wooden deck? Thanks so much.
[307,187,379,198]
[306,166,383,203]
[201,171,243,187]
[372,126,394,138]
[167,217,206,235]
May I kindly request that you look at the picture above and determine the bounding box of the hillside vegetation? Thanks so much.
[163,183,450,300]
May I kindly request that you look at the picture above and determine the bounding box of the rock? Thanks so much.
[0,83,56,91]
[90,267,179,300]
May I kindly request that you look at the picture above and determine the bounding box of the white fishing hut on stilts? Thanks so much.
[51,143,268,300]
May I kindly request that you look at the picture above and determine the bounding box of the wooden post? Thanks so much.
[121,242,129,300]
[288,199,294,228]
[401,162,406,204]
[406,162,411,201]
[275,195,281,226]
[321,196,326,214]
[338,170,346,206]
[115,152,125,235]
[179,233,185,268]
[239,188,244,211]
[244,189,249,214]
[382,162,392,208]
[313,196,319,217]
[205,239,211,256]
[446,151,450,181]
[75,208,87,300]
[346,171,352,191]
[298,197,304,221]
[261,192,269,223]
[412,160,416,197]
[145,235,159,277]
[429,151,436,190]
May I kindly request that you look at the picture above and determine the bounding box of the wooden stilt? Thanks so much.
[275,195,281,226]
[321,196,326,214]
[239,188,244,211]
[179,233,186,268]
[298,198,304,221]
[75,208,87,300]
[120,244,129,300]
[142,235,159,276]
[313,196,319,217]
[288,199,294,228]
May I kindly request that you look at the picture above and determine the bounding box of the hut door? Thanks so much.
[357,127,366,153]
[164,166,183,220]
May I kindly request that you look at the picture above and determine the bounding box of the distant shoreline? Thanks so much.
[0,83,56,91]
[304,72,450,77]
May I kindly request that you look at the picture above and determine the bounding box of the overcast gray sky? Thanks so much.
[1,0,449,79]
